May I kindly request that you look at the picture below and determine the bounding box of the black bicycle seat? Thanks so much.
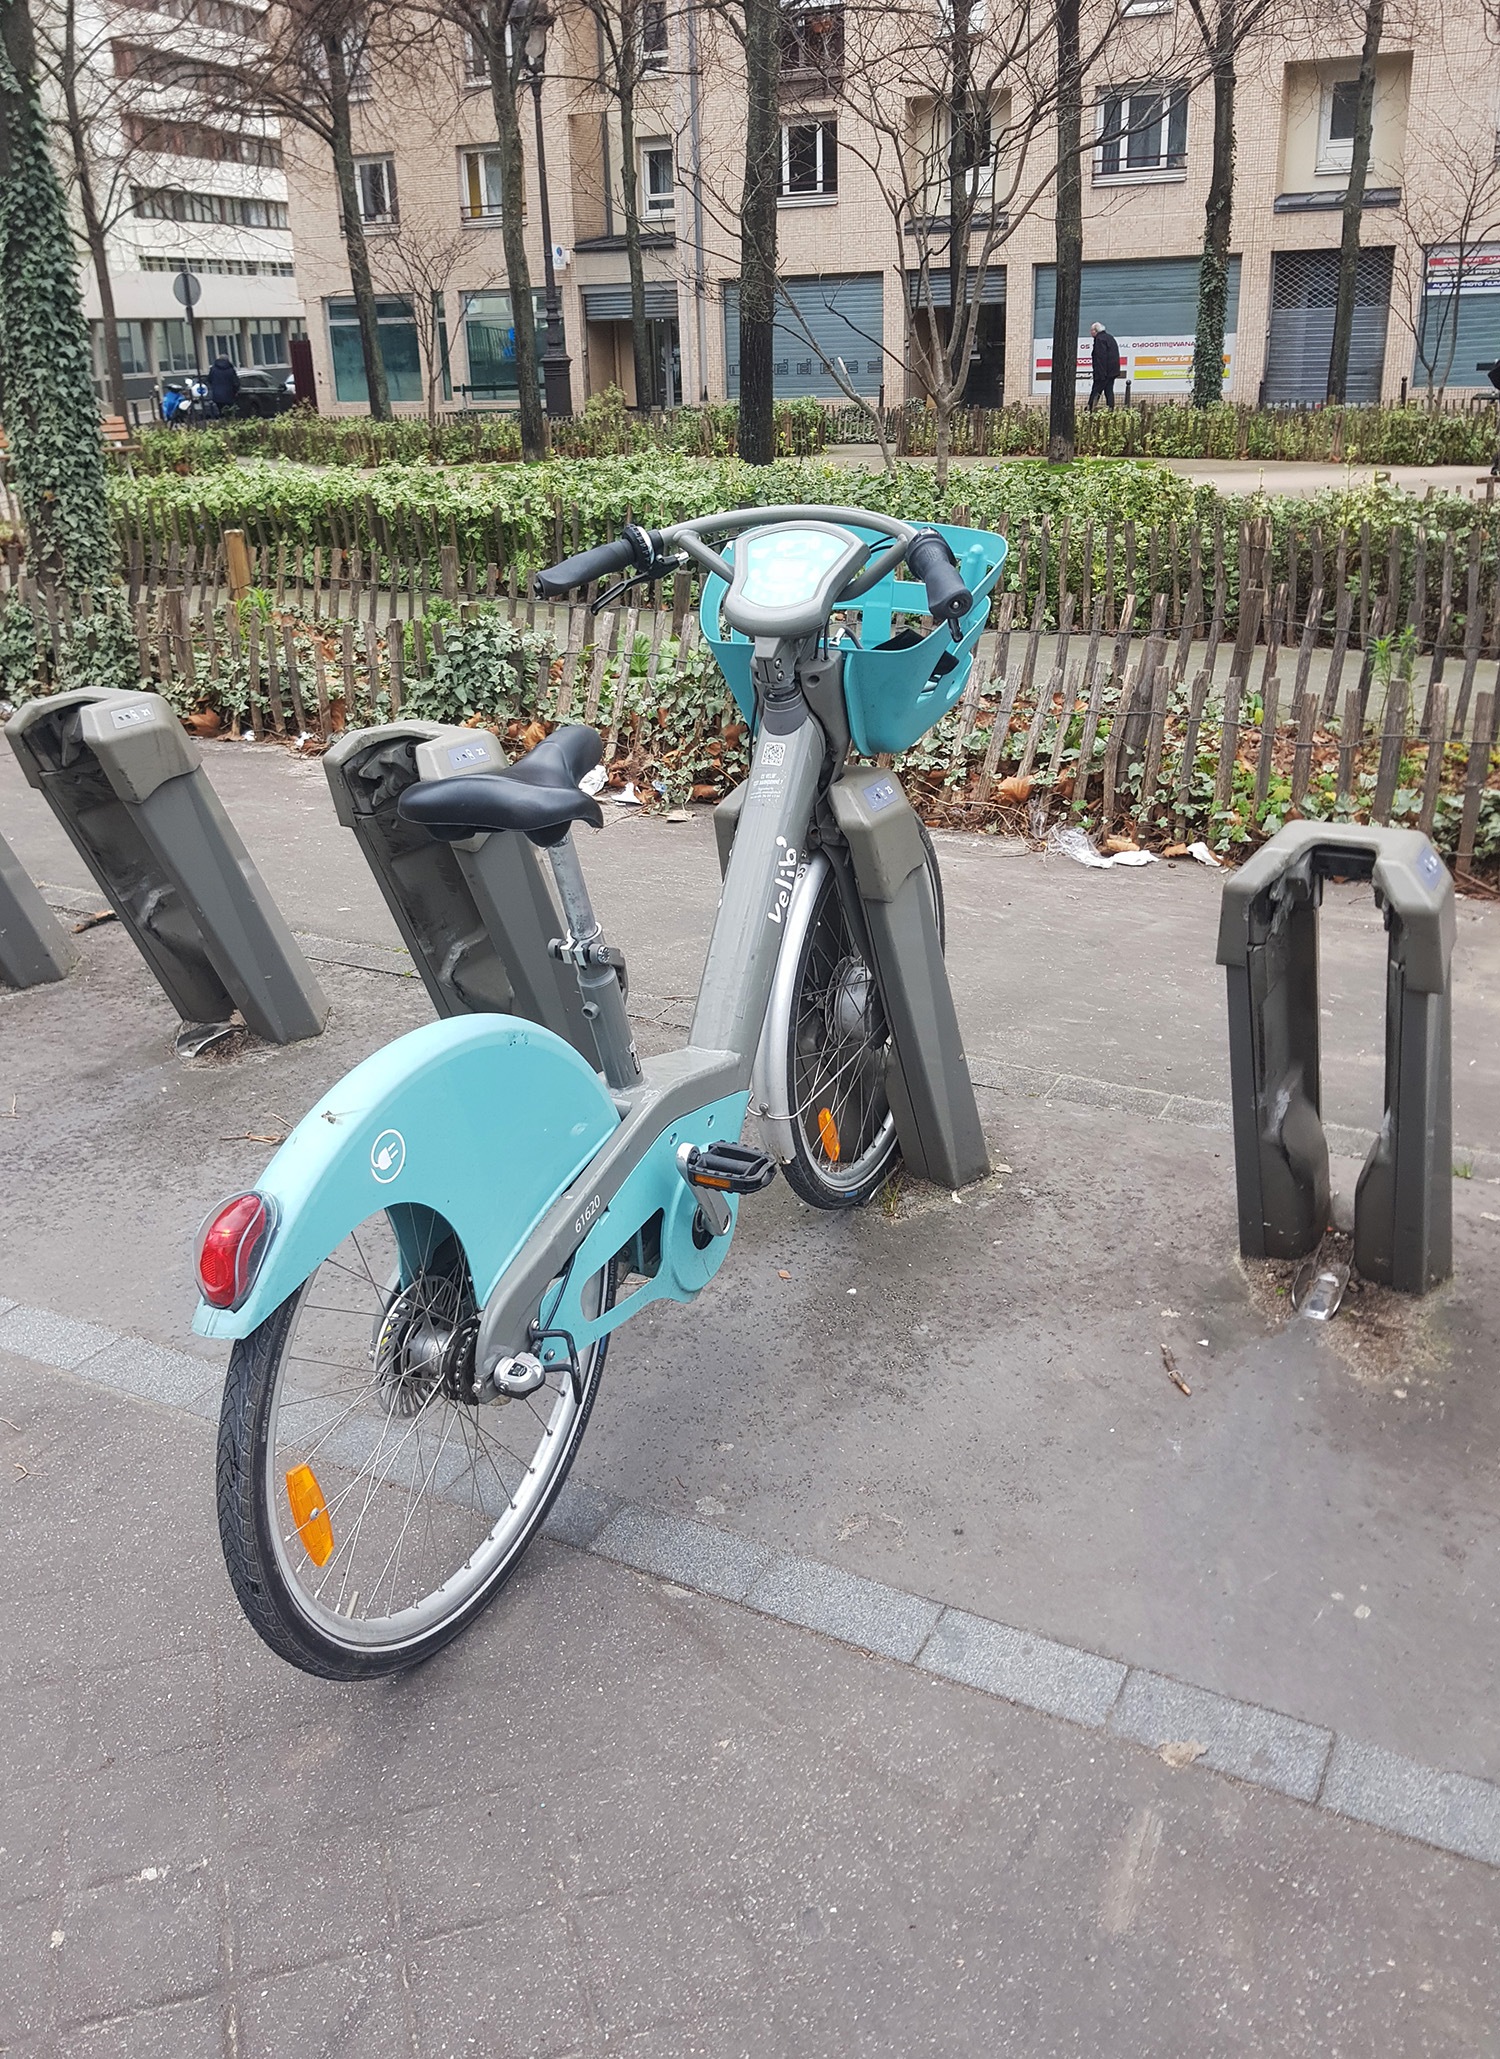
[398,725,605,847]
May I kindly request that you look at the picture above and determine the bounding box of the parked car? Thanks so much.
[230,367,298,419]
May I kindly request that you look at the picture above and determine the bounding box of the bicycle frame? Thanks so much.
[470,638,828,1382]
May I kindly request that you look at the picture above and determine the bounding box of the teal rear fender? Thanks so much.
[192,1016,619,1339]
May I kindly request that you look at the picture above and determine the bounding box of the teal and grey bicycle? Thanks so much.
[197,505,1006,1677]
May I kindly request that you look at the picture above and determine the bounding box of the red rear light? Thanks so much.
[196,1192,274,1310]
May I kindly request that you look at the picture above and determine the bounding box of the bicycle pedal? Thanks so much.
[678,1141,778,1197]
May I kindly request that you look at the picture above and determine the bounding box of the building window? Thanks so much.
[463,15,513,82]
[156,319,197,373]
[131,185,290,229]
[355,155,398,226]
[204,329,244,365]
[1096,84,1188,179]
[95,320,151,377]
[113,0,265,38]
[780,4,843,79]
[249,321,287,365]
[327,296,423,404]
[642,141,674,215]
[138,253,296,275]
[123,114,283,168]
[641,0,668,68]
[1120,0,1173,12]
[780,120,837,199]
[461,289,548,397]
[460,149,506,221]
[1318,78,1359,174]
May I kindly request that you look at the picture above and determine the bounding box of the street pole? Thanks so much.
[528,67,572,419]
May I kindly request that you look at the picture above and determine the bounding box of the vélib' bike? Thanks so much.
[196,505,1006,1677]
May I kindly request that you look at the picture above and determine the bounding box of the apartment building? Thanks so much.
[282,1,1500,418]
[42,0,305,408]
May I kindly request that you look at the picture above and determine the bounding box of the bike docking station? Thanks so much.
[1216,820,1456,1295]
[0,829,76,989]
[322,722,593,1052]
[706,529,996,1194]
[4,687,327,1052]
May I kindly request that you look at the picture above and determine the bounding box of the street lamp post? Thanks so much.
[522,11,573,420]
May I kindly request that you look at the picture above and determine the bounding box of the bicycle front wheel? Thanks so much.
[757,831,944,1209]
[216,1208,613,1679]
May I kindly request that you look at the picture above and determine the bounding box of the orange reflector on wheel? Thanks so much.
[817,1107,841,1162]
[285,1463,333,1567]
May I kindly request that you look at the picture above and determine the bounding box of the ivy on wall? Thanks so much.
[0,19,134,689]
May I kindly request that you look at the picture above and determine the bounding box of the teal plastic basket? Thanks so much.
[700,521,1008,757]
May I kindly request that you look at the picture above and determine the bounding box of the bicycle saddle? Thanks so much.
[398,724,605,847]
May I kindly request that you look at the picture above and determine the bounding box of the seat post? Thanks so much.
[546,834,640,1089]
[546,834,602,949]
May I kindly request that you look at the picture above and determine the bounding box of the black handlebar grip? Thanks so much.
[530,531,641,597]
[907,529,974,627]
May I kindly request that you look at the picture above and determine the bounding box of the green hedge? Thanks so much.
[113,450,1500,645]
[109,452,1207,566]
[119,390,833,477]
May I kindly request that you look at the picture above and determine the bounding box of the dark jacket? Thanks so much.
[208,357,240,409]
[1092,330,1121,381]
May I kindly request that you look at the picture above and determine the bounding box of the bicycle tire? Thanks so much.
[216,1214,614,1680]
[768,826,944,1210]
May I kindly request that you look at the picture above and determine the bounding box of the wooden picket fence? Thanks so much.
[1,517,1496,876]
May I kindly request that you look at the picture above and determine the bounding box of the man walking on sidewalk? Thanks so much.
[1089,322,1121,412]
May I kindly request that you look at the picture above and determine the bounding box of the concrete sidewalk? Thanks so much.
[3,741,1499,2052]
[829,445,1500,503]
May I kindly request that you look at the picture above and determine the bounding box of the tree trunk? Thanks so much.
[946,0,974,400]
[1191,5,1236,408]
[738,0,779,465]
[933,399,952,493]
[59,1,126,417]
[617,46,654,409]
[490,29,544,460]
[327,33,391,422]
[1049,0,1082,463]
[0,0,118,597]
[1327,0,1384,403]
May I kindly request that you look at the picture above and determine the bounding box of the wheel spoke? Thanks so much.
[252,1212,613,1659]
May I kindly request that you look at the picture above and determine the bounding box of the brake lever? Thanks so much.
[590,554,687,615]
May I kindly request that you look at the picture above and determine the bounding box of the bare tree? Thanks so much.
[192,0,398,417]
[1049,0,1081,461]
[817,0,1112,486]
[421,0,547,456]
[738,0,779,462]
[560,0,665,408]
[1183,0,1281,405]
[372,220,495,423]
[30,0,134,413]
[1326,0,1383,402]
[1388,142,1500,398]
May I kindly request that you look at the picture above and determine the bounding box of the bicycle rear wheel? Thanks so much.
[217,1209,613,1679]
[757,830,944,1209]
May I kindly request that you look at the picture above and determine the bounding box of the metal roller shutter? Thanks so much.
[1263,247,1393,404]
[723,273,885,398]
[1033,255,1242,341]
[582,284,679,321]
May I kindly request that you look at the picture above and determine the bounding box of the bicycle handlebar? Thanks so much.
[532,506,975,631]
[533,525,656,599]
[906,528,975,630]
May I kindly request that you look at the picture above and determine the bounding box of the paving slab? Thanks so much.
[1108,1670,1332,1801]
[5,1357,1500,2057]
